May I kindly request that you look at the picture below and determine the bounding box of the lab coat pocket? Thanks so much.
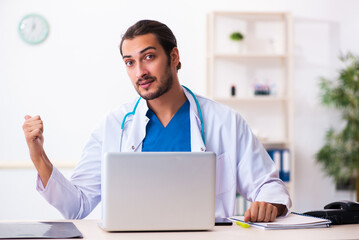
[216,152,235,196]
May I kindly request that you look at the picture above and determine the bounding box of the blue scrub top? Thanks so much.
[142,100,191,152]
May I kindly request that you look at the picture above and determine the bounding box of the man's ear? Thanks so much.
[170,47,180,67]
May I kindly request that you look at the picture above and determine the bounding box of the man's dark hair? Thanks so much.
[119,20,181,70]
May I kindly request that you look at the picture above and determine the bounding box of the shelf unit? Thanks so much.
[206,11,294,213]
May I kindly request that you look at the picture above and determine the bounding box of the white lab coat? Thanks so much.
[37,87,292,219]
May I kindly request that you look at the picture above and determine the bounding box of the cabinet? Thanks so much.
[206,12,294,213]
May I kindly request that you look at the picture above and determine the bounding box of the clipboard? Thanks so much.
[0,222,83,239]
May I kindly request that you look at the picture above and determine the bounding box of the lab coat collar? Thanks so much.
[122,98,148,152]
[122,86,206,152]
[182,86,206,152]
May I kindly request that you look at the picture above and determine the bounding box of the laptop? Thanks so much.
[99,152,216,231]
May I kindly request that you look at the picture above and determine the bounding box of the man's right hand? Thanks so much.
[23,115,53,187]
[23,115,45,158]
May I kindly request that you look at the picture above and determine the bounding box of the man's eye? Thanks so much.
[145,54,154,60]
[125,61,133,67]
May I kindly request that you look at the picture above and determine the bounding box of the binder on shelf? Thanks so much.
[281,149,290,182]
[267,149,290,182]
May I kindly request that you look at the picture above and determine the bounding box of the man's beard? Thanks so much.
[136,68,174,100]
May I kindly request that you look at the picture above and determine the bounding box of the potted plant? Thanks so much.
[230,32,244,41]
[229,31,244,53]
[316,52,359,201]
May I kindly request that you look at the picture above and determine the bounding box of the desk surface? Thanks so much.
[75,220,358,240]
[2,219,359,240]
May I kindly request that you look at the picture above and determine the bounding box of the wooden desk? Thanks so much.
[71,220,359,240]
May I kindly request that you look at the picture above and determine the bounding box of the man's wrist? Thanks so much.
[272,203,286,216]
[32,151,53,187]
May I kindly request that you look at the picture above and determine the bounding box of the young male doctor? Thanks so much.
[23,20,291,222]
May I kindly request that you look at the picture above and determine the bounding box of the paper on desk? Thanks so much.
[0,222,83,239]
[230,213,332,230]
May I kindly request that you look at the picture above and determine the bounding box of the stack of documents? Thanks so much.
[0,222,83,239]
[230,212,332,230]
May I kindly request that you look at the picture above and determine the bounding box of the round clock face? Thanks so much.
[18,14,49,45]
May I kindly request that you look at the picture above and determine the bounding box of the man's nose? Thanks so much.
[135,63,149,79]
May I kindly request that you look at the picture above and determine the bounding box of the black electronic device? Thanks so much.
[303,200,359,225]
[215,218,233,226]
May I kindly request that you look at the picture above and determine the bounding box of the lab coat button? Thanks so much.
[131,146,135,150]
[200,147,204,151]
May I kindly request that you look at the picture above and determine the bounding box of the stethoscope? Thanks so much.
[120,86,205,151]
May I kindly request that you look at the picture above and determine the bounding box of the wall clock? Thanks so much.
[18,14,49,45]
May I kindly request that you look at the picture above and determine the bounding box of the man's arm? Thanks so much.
[23,115,53,187]
[22,114,102,219]
[244,201,286,222]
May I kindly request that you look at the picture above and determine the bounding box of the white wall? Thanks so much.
[1,0,358,219]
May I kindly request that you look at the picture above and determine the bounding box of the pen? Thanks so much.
[236,221,250,228]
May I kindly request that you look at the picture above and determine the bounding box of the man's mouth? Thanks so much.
[137,77,155,89]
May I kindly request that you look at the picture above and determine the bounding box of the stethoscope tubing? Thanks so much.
[120,86,205,150]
